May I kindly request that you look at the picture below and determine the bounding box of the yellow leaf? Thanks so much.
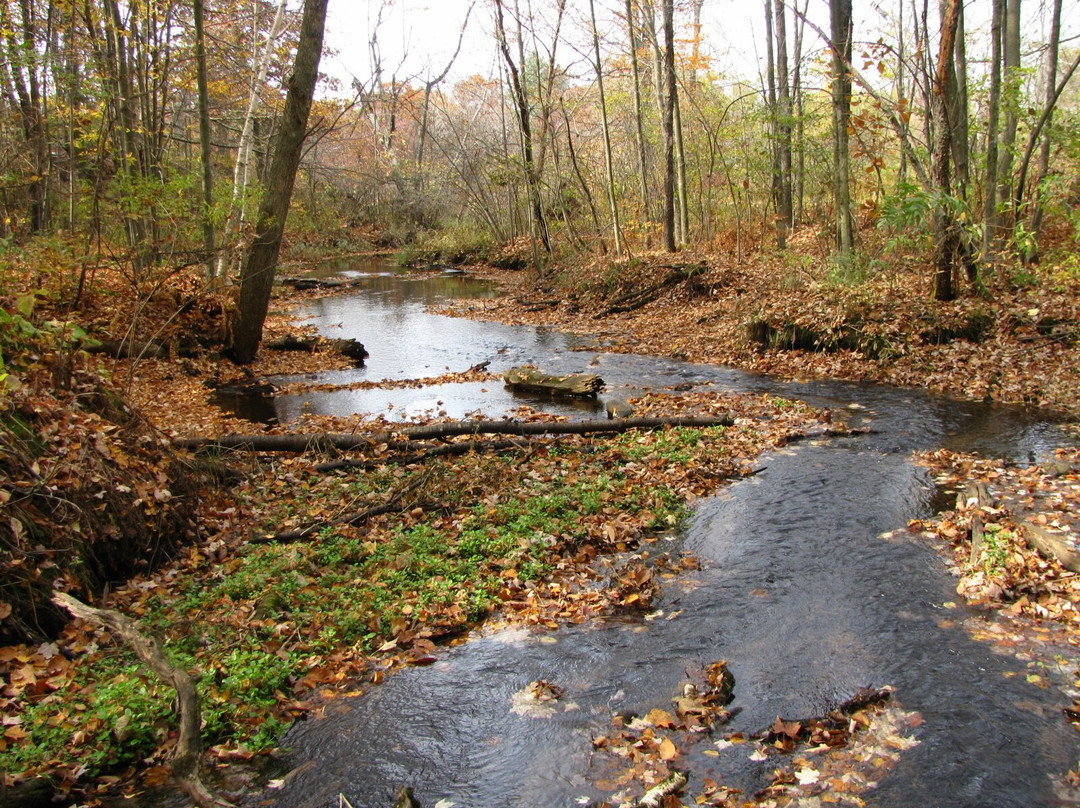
[659,737,678,760]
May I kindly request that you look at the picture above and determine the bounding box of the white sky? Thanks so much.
[319,0,1080,97]
[320,0,810,94]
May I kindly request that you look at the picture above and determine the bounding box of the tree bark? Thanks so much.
[829,0,854,262]
[193,0,215,280]
[503,365,604,397]
[981,0,1005,267]
[625,0,651,225]
[493,0,552,269]
[1022,0,1063,254]
[774,0,793,247]
[931,0,962,301]
[228,0,329,365]
[996,0,1021,231]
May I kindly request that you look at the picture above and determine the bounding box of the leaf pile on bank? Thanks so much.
[0,391,836,796]
[912,446,1080,626]
[0,300,203,645]
[443,247,1080,418]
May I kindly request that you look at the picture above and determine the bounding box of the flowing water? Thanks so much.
[239,262,1077,808]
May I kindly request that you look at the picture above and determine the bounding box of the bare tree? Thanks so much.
[493,0,552,269]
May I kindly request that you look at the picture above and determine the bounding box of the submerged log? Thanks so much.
[264,334,368,362]
[174,415,735,453]
[503,365,604,397]
[1020,521,1080,573]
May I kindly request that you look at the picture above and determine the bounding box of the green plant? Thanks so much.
[980,524,1011,575]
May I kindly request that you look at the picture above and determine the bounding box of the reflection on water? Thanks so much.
[216,260,1076,808]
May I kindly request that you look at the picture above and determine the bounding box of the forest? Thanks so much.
[0,0,1078,807]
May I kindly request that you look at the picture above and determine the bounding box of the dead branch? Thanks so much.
[51,593,234,808]
[174,414,735,454]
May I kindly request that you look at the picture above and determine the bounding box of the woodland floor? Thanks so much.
[1,237,1079,806]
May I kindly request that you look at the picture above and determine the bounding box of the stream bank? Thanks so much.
[237,262,1078,808]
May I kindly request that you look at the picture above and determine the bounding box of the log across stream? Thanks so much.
[221,264,1075,808]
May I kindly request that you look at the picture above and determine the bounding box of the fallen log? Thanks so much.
[82,338,169,359]
[264,334,368,362]
[174,414,735,453]
[503,365,604,397]
[1020,521,1080,573]
[52,593,234,808]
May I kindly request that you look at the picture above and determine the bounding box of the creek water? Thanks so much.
[242,262,1077,808]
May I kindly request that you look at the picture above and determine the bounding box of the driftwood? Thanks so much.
[264,334,368,362]
[280,276,366,291]
[174,415,735,454]
[1020,521,1080,573]
[52,593,234,808]
[503,365,604,398]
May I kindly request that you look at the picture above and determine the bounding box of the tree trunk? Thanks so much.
[931,0,962,301]
[661,0,676,252]
[174,414,737,453]
[493,0,552,268]
[1024,0,1062,254]
[830,0,854,262]
[981,0,1004,267]
[996,0,1021,231]
[625,0,651,226]
[590,0,624,256]
[774,0,793,247]
[228,0,329,365]
[193,0,215,280]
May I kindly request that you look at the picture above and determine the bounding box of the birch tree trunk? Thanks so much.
[213,0,288,280]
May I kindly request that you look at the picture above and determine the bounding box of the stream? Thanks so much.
[240,262,1077,808]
